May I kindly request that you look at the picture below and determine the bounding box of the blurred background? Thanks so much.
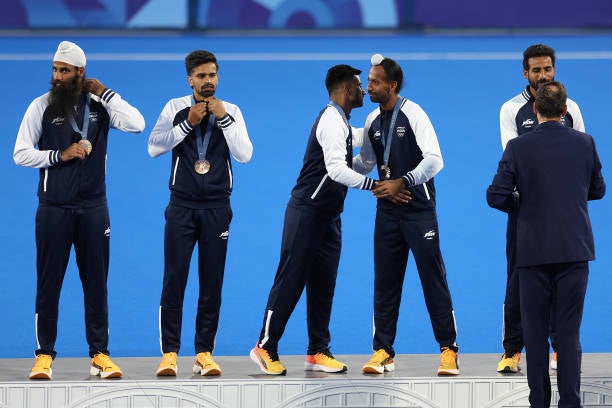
[1,0,611,359]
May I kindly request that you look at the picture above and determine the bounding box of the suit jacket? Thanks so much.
[487,121,605,267]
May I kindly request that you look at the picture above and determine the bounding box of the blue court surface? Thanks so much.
[1,33,611,358]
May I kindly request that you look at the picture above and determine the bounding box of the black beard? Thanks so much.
[47,76,83,117]
[196,86,215,99]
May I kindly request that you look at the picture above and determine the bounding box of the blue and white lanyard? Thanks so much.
[381,96,405,166]
[68,94,91,141]
[192,96,215,161]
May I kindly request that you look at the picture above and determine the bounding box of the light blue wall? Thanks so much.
[1,34,611,358]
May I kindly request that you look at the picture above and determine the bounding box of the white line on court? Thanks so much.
[1,51,612,61]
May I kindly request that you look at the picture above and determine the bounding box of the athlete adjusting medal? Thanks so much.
[380,165,391,180]
[79,139,93,155]
[194,159,211,175]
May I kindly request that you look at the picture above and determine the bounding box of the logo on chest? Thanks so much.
[89,112,99,123]
[396,126,406,138]
[521,118,535,129]
[51,116,65,126]
[373,130,381,141]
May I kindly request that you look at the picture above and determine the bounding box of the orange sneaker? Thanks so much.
[193,352,221,376]
[29,354,53,380]
[90,353,122,379]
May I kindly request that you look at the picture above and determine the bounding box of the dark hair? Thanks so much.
[185,50,218,75]
[325,64,361,94]
[535,81,567,118]
[377,57,404,94]
[523,44,556,71]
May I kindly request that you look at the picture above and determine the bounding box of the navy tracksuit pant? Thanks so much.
[503,211,523,354]
[372,208,457,357]
[159,204,232,354]
[519,262,588,408]
[504,212,557,355]
[258,199,341,355]
[34,204,110,358]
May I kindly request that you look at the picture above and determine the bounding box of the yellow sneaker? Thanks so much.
[29,354,53,380]
[497,352,521,373]
[90,353,123,379]
[550,351,558,370]
[437,347,459,376]
[249,344,287,375]
[156,352,178,376]
[305,349,347,373]
[362,349,395,374]
[193,352,221,376]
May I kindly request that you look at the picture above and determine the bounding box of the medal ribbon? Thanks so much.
[192,96,215,161]
[381,96,405,167]
[68,94,91,141]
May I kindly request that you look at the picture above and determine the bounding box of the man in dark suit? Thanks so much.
[487,81,605,408]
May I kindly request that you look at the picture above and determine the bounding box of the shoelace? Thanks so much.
[266,349,281,362]
[200,354,213,365]
[35,355,52,368]
[441,349,456,365]
[94,353,114,368]
[373,350,389,362]
[162,353,176,365]
[318,349,335,360]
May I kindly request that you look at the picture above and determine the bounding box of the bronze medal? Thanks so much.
[194,159,211,175]
[79,139,93,155]
[380,165,391,180]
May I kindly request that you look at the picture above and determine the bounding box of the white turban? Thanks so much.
[53,41,86,67]
[371,53,384,66]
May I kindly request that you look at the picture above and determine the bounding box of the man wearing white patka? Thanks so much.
[14,40,145,380]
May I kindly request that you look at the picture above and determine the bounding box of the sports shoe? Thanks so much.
[29,354,53,380]
[550,351,558,370]
[304,349,347,373]
[156,352,178,376]
[90,353,123,379]
[497,351,521,373]
[362,349,395,374]
[437,347,460,376]
[193,352,221,376]
[250,344,287,375]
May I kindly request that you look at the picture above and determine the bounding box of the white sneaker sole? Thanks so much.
[304,362,347,373]
[29,369,52,380]
[90,366,122,379]
[362,362,395,374]
[192,364,221,376]
[438,367,460,376]
[249,348,286,375]
[156,366,177,376]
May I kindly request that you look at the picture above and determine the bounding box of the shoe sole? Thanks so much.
[497,366,520,373]
[249,348,286,375]
[90,366,122,379]
[304,363,347,373]
[29,371,52,380]
[362,363,395,374]
[437,368,460,376]
[156,367,177,376]
[193,365,221,376]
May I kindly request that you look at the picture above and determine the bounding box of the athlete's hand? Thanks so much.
[84,78,105,97]
[61,143,88,162]
[204,97,227,118]
[188,102,208,126]
[372,179,411,204]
